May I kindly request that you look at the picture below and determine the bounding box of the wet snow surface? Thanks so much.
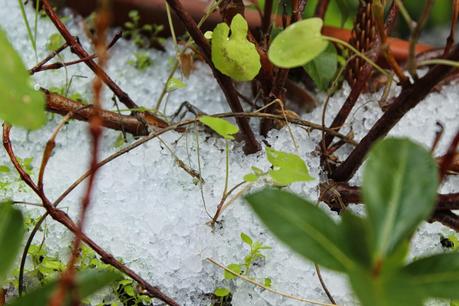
[1,2,458,305]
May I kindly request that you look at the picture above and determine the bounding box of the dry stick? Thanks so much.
[164,0,260,154]
[332,44,459,182]
[206,257,336,306]
[444,0,459,55]
[40,0,169,129]
[261,0,274,37]
[315,264,336,305]
[30,32,122,74]
[3,125,179,306]
[29,42,69,74]
[49,5,109,305]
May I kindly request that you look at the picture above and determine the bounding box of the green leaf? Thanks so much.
[338,211,372,269]
[0,202,24,283]
[214,287,230,297]
[199,116,239,140]
[349,268,423,306]
[362,138,438,261]
[264,277,272,287]
[240,232,253,246]
[211,14,261,81]
[8,270,121,306]
[243,173,258,182]
[245,188,355,272]
[303,43,337,91]
[0,165,10,173]
[46,33,64,52]
[0,28,46,130]
[224,263,241,280]
[166,77,187,92]
[266,147,314,185]
[268,18,328,68]
[402,253,459,299]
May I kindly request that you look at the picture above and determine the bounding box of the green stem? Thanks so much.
[18,0,37,60]
[418,59,459,68]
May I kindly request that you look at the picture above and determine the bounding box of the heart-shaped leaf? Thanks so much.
[0,28,46,130]
[266,147,313,185]
[211,14,261,81]
[166,77,187,92]
[402,253,459,299]
[199,116,239,140]
[245,188,355,271]
[362,138,438,262]
[0,201,24,283]
[268,18,328,68]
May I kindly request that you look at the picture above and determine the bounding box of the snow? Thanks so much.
[0,1,458,305]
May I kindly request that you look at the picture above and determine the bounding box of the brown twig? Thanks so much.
[314,0,330,19]
[439,129,459,181]
[28,42,69,74]
[3,124,179,306]
[332,44,459,182]
[40,0,169,130]
[164,0,260,154]
[444,0,459,55]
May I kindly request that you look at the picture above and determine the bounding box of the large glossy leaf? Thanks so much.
[0,28,46,130]
[268,18,328,68]
[0,202,24,283]
[245,188,355,271]
[349,268,423,306]
[266,147,314,185]
[211,14,261,81]
[8,270,121,306]
[402,253,459,299]
[362,138,438,261]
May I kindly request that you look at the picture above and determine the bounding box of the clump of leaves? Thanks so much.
[246,138,459,306]
[123,10,165,50]
[210,14,261,82]
[128,51,153,71]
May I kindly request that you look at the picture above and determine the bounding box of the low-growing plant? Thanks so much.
[123,10,165,50]
[246,138,459,306]
[127,51,153,71]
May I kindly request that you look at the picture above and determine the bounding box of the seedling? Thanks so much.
[128,51,153,71]
[123,10,165,50]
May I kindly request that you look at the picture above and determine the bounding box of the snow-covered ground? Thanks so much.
[1,1,458,305]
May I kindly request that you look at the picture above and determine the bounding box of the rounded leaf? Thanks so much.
[268,18,328,68]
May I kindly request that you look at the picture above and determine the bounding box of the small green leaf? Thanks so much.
[303,43,338,91]
[243,173,258,182]
[166,77,187,92]
[0,28,46,130]
[224,263,241,280]
[199,116,239,140]
[0,165,10,173]
[268,18,328,68]
[245,188,354,271]
[402,253,459,299]
[8,270,121,306]
[46,33,64,52]
[211,14,261,81]
[0,202,24,283]
[362,138,438,262]
[240,232,253,246]
[264,277,272,287]
[266,147,314,185]
[214,287,230,297]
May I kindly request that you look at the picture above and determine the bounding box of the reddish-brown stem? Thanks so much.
[314,0,330,19]
[29,42,69,74]
[332,44,459,182]
[444,0,459,55]
[164,0,260,153]
[439,130,459,180]
[2,124,179,306]
[261,0,273,37]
